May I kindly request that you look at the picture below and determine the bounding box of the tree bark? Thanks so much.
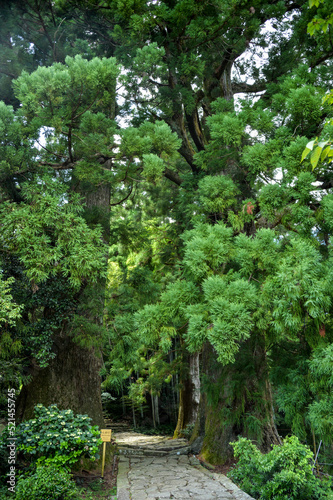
[174,352,200,437]
[16,333,104,427]
[154,395,160,426]
[192,339,281,464]
[17,171,112,427]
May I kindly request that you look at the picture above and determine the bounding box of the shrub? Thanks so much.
[16,465,79,500]
[0,430,9,477]
[228,435,332,500]
[15,404,102,468]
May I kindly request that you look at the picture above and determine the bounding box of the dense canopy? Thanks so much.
[0,0,333,485]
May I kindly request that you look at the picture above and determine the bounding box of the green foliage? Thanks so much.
[0,276,22,326]
[182,423,195,440]
[0,101,37,182]
[14,55,119,124]
[197,175,239,215]
[142,154,166,181]
[258,184,290,222]
[229,436,332,499]
[16,465,80,500]
[103,197,183,415]
[0,50,120,376]
[308,344,333,444]
[273,358,310,441]
[307,0,333,35]
[265,238,330,338]
[183,275,257,364]
[206,111,245,147]
[0,176,106,289]
[301,90,333,169]
[242,142,279,179]
[1,0,333,464]
[321,194,333,231]
[302,136,333,169]
[182,223,233,279]
[11,55,119,190]
[15,405,102,468]
[0,431,10,480]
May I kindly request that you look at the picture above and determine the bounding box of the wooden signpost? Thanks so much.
[101,429,112,478]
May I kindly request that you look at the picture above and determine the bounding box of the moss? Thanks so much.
[200,404,235,465]
[195,339,281,465]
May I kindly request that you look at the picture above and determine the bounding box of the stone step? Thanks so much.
[119,447,168,457]
[117,442,190,453]
[104,421,130,431]
[107,426,130,431]
[118,445,190,457]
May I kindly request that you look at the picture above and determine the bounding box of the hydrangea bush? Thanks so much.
[16,404,102,468]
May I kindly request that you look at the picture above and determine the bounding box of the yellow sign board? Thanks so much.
[101,429,112,442]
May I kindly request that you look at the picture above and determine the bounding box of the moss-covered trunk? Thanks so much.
[17,178,112,428]
[16,332,104,427]
[192,338,281,464]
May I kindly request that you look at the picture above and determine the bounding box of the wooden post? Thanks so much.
[101,441,107,478]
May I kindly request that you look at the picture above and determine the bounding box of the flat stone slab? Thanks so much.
[115,431,190,457]
[117,453,254,500]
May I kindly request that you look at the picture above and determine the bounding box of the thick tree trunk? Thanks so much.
[174,352,200,437]
[151,392,156,428]
[154,395,160,426]
[16,332,104,427]
[192,339,281,464]
[17,176,112,427]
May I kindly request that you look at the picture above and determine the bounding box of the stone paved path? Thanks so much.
[114,430,254,500]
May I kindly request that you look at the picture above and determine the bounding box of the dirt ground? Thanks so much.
[73,456,118,499]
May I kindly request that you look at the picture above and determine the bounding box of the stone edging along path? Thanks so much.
[114,431,254,500]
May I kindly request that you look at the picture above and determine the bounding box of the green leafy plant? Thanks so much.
[16,465,80,500]
[307,0,333,35]
[228,436,332,499]
[182,423,195,440]
[15,405,102,468]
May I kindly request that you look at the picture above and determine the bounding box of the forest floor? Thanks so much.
[114,429,253,500]
[73,465,117,499]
